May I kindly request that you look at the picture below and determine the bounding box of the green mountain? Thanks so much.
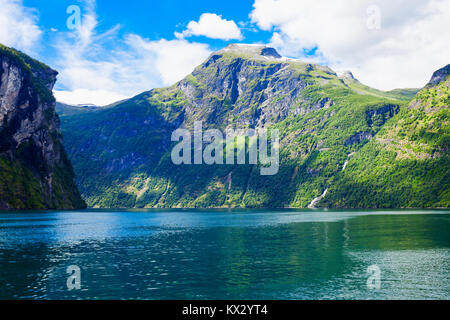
[0,44,85,209]
[322,64,449,208]
[57,44,448,208]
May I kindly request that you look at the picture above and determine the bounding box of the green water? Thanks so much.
[0,209,449,299]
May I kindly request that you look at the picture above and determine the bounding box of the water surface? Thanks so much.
[0,209,449,299]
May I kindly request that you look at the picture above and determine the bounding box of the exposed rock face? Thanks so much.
[261,47,282,59]
[344,131,373,146]
[340,71,357,81]
[366,104,399,127]
[427,64,450,86]
[0,44,85,209]
[176,44,337,129]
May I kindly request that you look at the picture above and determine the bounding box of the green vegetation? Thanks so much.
[385,88,420,101]
[0,154,86,209]
[322,75,450,208]
[0,157,44,209]
[59,46,445,209]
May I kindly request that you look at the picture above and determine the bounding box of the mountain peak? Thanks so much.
[339,70,357,81]
[427,64,450,86]
[220,43,282,59]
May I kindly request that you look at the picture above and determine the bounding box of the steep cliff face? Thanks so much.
[0,44,85,209]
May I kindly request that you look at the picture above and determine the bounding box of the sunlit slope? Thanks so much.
[321,65,449,208]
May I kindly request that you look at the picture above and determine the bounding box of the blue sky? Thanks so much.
[25,0,271,49]
[1,0,449,105]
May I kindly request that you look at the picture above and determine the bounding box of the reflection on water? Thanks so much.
[0,209,449,299]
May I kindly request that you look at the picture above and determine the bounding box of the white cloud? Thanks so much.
[53,1,211,106]
[125,35,211,86]
[250,0,450,90]
[175,13,243,40]
[54,89,127,106]
[0,0,42,52]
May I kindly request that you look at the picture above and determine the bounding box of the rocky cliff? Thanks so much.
[0,44,85,209]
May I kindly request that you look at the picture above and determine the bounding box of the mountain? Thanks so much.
[0,44,85,209]
[55,102,100,117]
[58,44,448,208]
[321,64,449,208]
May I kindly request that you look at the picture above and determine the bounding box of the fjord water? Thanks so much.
[0,209,448,300]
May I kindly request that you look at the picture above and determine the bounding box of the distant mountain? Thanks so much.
[385,88,420,101]
[0,44,85,209]
[58,44,448,208]
[55,102,100,117]
[337,70,419,101]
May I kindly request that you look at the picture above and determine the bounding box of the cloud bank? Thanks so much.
[0,0,42,52]
[250,0,450,90]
